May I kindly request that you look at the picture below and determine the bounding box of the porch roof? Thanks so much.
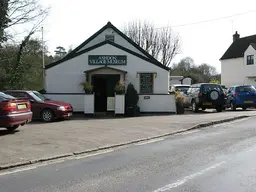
[83,66,127,74]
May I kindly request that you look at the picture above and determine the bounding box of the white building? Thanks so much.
[220,31,256,87]
[44,22,176,113]
[169,76,192,87]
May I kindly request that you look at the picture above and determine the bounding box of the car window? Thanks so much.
[202,84,222,92]
[6,92,29,99]
[28,91,49,101]
[0,92,16,101]
[228,87,233,93]
[235,86,256,93]
[175,86,190,92]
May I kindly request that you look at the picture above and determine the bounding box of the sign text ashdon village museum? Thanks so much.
[88,55,127,65]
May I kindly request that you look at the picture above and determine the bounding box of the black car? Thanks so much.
[184,83,226,112]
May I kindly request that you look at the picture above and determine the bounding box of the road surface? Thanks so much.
[1,117,256,192]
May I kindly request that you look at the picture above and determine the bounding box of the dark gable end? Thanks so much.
[220,34,256,60]
[46,21,169,71]
[64,21,160,64]
[45,41,170,71]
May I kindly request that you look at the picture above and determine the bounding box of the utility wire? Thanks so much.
[154,10,256,30]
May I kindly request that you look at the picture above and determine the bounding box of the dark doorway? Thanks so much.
[92,74,120,112]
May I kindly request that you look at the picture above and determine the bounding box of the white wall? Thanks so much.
[183,78,192,85]
[78,28,147,58]
[221,58,245,87]
[46,43,169,94]
[44,94,84,112]
[244,45,256,77]
[138,94,176,112]
[169,76,192,86]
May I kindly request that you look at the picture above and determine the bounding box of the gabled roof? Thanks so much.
[64,21,160,64]
[45,40,170,71]
[251,43,256,50]
[220,34,256,60]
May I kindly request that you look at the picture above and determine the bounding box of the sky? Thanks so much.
[33,0,256,72]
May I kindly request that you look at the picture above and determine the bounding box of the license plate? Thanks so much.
[17,104,27,109]
[68,113,72,117]
[203,102,212,105]
[244,101,253,104]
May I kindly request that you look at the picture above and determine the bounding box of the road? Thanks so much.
[1,117,256,192]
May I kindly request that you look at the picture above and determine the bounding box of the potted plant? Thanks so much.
[80,81,94,114]
[114,81,125,95]
[80,81,93,94]
[114,81,125,115]
[175,90,185,114]
[125,83,140,117]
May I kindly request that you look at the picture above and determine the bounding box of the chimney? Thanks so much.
[233,31,240,42]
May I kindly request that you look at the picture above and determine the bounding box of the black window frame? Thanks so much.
[247,55,254,65]
[139,73,154,94]
[105,34,115,42]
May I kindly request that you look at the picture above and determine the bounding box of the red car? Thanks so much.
[4,90,73,122]
[0,92,32,132]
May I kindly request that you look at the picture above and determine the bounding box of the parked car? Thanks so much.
[0,92,32,132]
[169,84,190,94]
[226,85,256,111]
[183,83,226,112]
[4,90,73,122]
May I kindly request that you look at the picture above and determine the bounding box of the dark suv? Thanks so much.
[184,83,226,112]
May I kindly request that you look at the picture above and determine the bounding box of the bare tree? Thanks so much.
[123,20,181,67]
[7,0,49,28]
[0,0,49,89]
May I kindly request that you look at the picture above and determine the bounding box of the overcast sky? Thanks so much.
[38,0,256,72]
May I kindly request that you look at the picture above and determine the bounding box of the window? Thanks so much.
[0,92,15,101]
[6,92,29,99]
[105,34,115,42]
[247,55,254,65]
[201,84,222,92]
[140,73,154,94]
[175,86,190,93]
[235,85,256,93]
[28,91,49,101]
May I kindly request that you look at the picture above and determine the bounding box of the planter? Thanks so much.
[125,106,140,117]
[84,93,94,114]
[115,94,125,115]
[176,102,184,114]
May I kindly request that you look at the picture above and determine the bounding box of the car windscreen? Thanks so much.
[0,92,16,101]
[235,86,256,93]
[175,86,190,92]
[202,84,222,92]
[28,91,49,101]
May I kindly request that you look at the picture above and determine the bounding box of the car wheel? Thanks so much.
[242,107,247,111]
[216,106,223,112]
[192,100,199,113]
[41,109,54,122]
[231,102,236,111]
[6,125,19,132]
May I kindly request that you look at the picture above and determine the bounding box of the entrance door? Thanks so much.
[92,74,120,112]
[92,75,107,112]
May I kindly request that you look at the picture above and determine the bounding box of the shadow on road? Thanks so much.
[0,129,19,136]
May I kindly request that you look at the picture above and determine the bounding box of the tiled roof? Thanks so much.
[220,34,256,60]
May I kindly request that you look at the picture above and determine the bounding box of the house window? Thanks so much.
[247,55,254,65]
[105,34,115,42]
[140,73,154,94]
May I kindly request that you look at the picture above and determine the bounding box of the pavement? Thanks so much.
[0,110,255,169]
[1,115,256,191]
